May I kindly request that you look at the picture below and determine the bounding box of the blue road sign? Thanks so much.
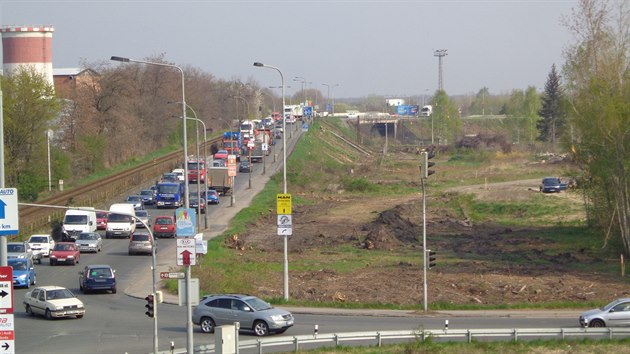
[0,188,19,236]
[175,208,196,237]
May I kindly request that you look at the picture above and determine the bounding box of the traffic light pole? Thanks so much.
[421,177,428,313]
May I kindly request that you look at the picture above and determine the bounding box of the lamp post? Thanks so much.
[47,129,53,191]
[254,62,289,300]
[331,84,339,116]
[111,55,193,354]
[293,77,306,106]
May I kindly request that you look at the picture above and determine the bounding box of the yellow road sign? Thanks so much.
[277,194,292,214]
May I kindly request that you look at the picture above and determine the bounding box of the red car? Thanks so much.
[213,149,228,160]
[96,211,109,230]
[152,216,176,238]
[50,242,80,266]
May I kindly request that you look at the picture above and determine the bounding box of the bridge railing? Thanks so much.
[161,327,630,354]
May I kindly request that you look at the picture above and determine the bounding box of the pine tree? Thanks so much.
[537,64,564,144]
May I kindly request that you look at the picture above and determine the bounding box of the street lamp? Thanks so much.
[47,129,53,191]
[331,84,340,115]
[111,55,193,354]
[293,77,306,106]
[254,62,289,301]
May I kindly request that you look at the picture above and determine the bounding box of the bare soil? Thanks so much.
[226,180,630,307]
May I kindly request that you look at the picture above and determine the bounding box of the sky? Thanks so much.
[1,0,579,99]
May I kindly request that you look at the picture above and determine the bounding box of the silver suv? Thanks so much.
[192,294,294,336]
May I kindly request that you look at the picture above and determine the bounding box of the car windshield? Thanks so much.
[88,268,113,278]
[7,244,24,252]
[10,260,27,270]
[54,244,75,251]
[127,196,141,202]
[29,236,48,243]
[245,297,273,311]
[108,213,132,222]
[140,190,153,196]
[187,161,204,170]
[132,234,150,241]
[46,288,75,300]
[78,233,98,240]
[136,211,148,217]
[155,218,173,225]
[96,212,108,218]
[158,184,180,194]
[64,215,88,224]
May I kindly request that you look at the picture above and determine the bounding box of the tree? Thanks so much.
[563,0,630,254]
[537,64,565,145]
[431,90,462,144]
[2,67,61,200]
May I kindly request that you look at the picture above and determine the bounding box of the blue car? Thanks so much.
[206,189,220,205]
[9,258,36,288]
[79,264,117,294]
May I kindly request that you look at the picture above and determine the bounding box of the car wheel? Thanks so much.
[37,257,42,265]
[50,260,55,266]
[589,319,606,327]
[79,283,83,291]
[76,314,84,319]
[25,305,33,317]
[253,321,269,336]
[45,309,53,320]
[25,277,29,289]
[72,259,76,265]
[111,287,117,294]
[199,317,216,333]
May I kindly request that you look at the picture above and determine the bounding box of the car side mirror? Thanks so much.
[112,270,116,273]
[89,221,93,225]
[78,271,83,275]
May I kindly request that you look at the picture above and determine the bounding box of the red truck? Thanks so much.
[187,158,206,184]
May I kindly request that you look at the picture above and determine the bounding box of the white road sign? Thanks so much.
[0,189,18,236]
[176,238,197,266]
[277,226,292,236]
[277,215,292,227]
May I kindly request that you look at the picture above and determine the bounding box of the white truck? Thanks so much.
[106,203,136,239]
[421,105,433,117]
[62,208,97,240]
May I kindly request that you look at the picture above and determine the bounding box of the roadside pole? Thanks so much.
[421,177,428,312]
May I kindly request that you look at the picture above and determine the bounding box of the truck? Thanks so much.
[106,203,136,239]
[239,120,255,142]
[250,142,265,163]
[283,105,301,123]
[420,105,433,117]
[187,157,206,184]
[62,208,97,240]
[207,167,233,195]
[222,131,243,161]
[155,182,184,208]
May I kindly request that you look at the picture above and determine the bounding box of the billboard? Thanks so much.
[396,105,419,116]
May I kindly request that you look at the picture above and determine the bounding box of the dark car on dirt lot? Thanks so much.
[539,177,562,193]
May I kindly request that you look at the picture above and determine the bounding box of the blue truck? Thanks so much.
[155,182,184,208]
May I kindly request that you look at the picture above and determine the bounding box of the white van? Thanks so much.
[63,208,97,240]
[106,203,136,239]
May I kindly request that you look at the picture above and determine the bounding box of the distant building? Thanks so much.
[53,68,100,99]
[1,25,55,87]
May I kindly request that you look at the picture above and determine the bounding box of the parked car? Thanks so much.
[135,210,151,228]
[539,177,564,193]
[9,257,36,288]
[192,294,294,336]
[128,232,155,255]
[153,216,176,238]
[580,298,630,327]
[125,195,145,210]
[214,149,229,160]
[7,241,39,264]
[27,234,55,259]
[206,189,220,205]
[239,160,251,173]
[75,232,103,253]
[139,189,156,205]
[79,264,116,294]
[50,242,80,266]
[24,286,85,320]
[189,196,206,214]
[96,211,109,230]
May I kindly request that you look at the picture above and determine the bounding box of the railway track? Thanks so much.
[18,137,222,237]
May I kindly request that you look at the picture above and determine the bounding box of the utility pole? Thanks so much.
[434,49,448,91]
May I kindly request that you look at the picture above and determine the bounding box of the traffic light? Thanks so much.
[427,250,437,269]
[145,294,155,318]
[420,146,436,179]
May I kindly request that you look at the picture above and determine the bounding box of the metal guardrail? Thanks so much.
[160,327,630,354]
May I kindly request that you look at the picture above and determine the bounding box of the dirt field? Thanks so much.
[227,179,629,307]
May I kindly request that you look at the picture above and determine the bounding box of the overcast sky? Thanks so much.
[1,0,578,98]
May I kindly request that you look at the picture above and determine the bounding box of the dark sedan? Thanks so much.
[539,177,562,193]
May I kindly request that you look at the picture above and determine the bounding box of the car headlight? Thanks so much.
[270,315,284,322]
[67,255,74,258]
[17,274,26,280]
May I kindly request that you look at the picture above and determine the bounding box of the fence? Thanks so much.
[160,327,630,354]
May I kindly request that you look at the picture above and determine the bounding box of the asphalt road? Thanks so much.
[12,123,584,353]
